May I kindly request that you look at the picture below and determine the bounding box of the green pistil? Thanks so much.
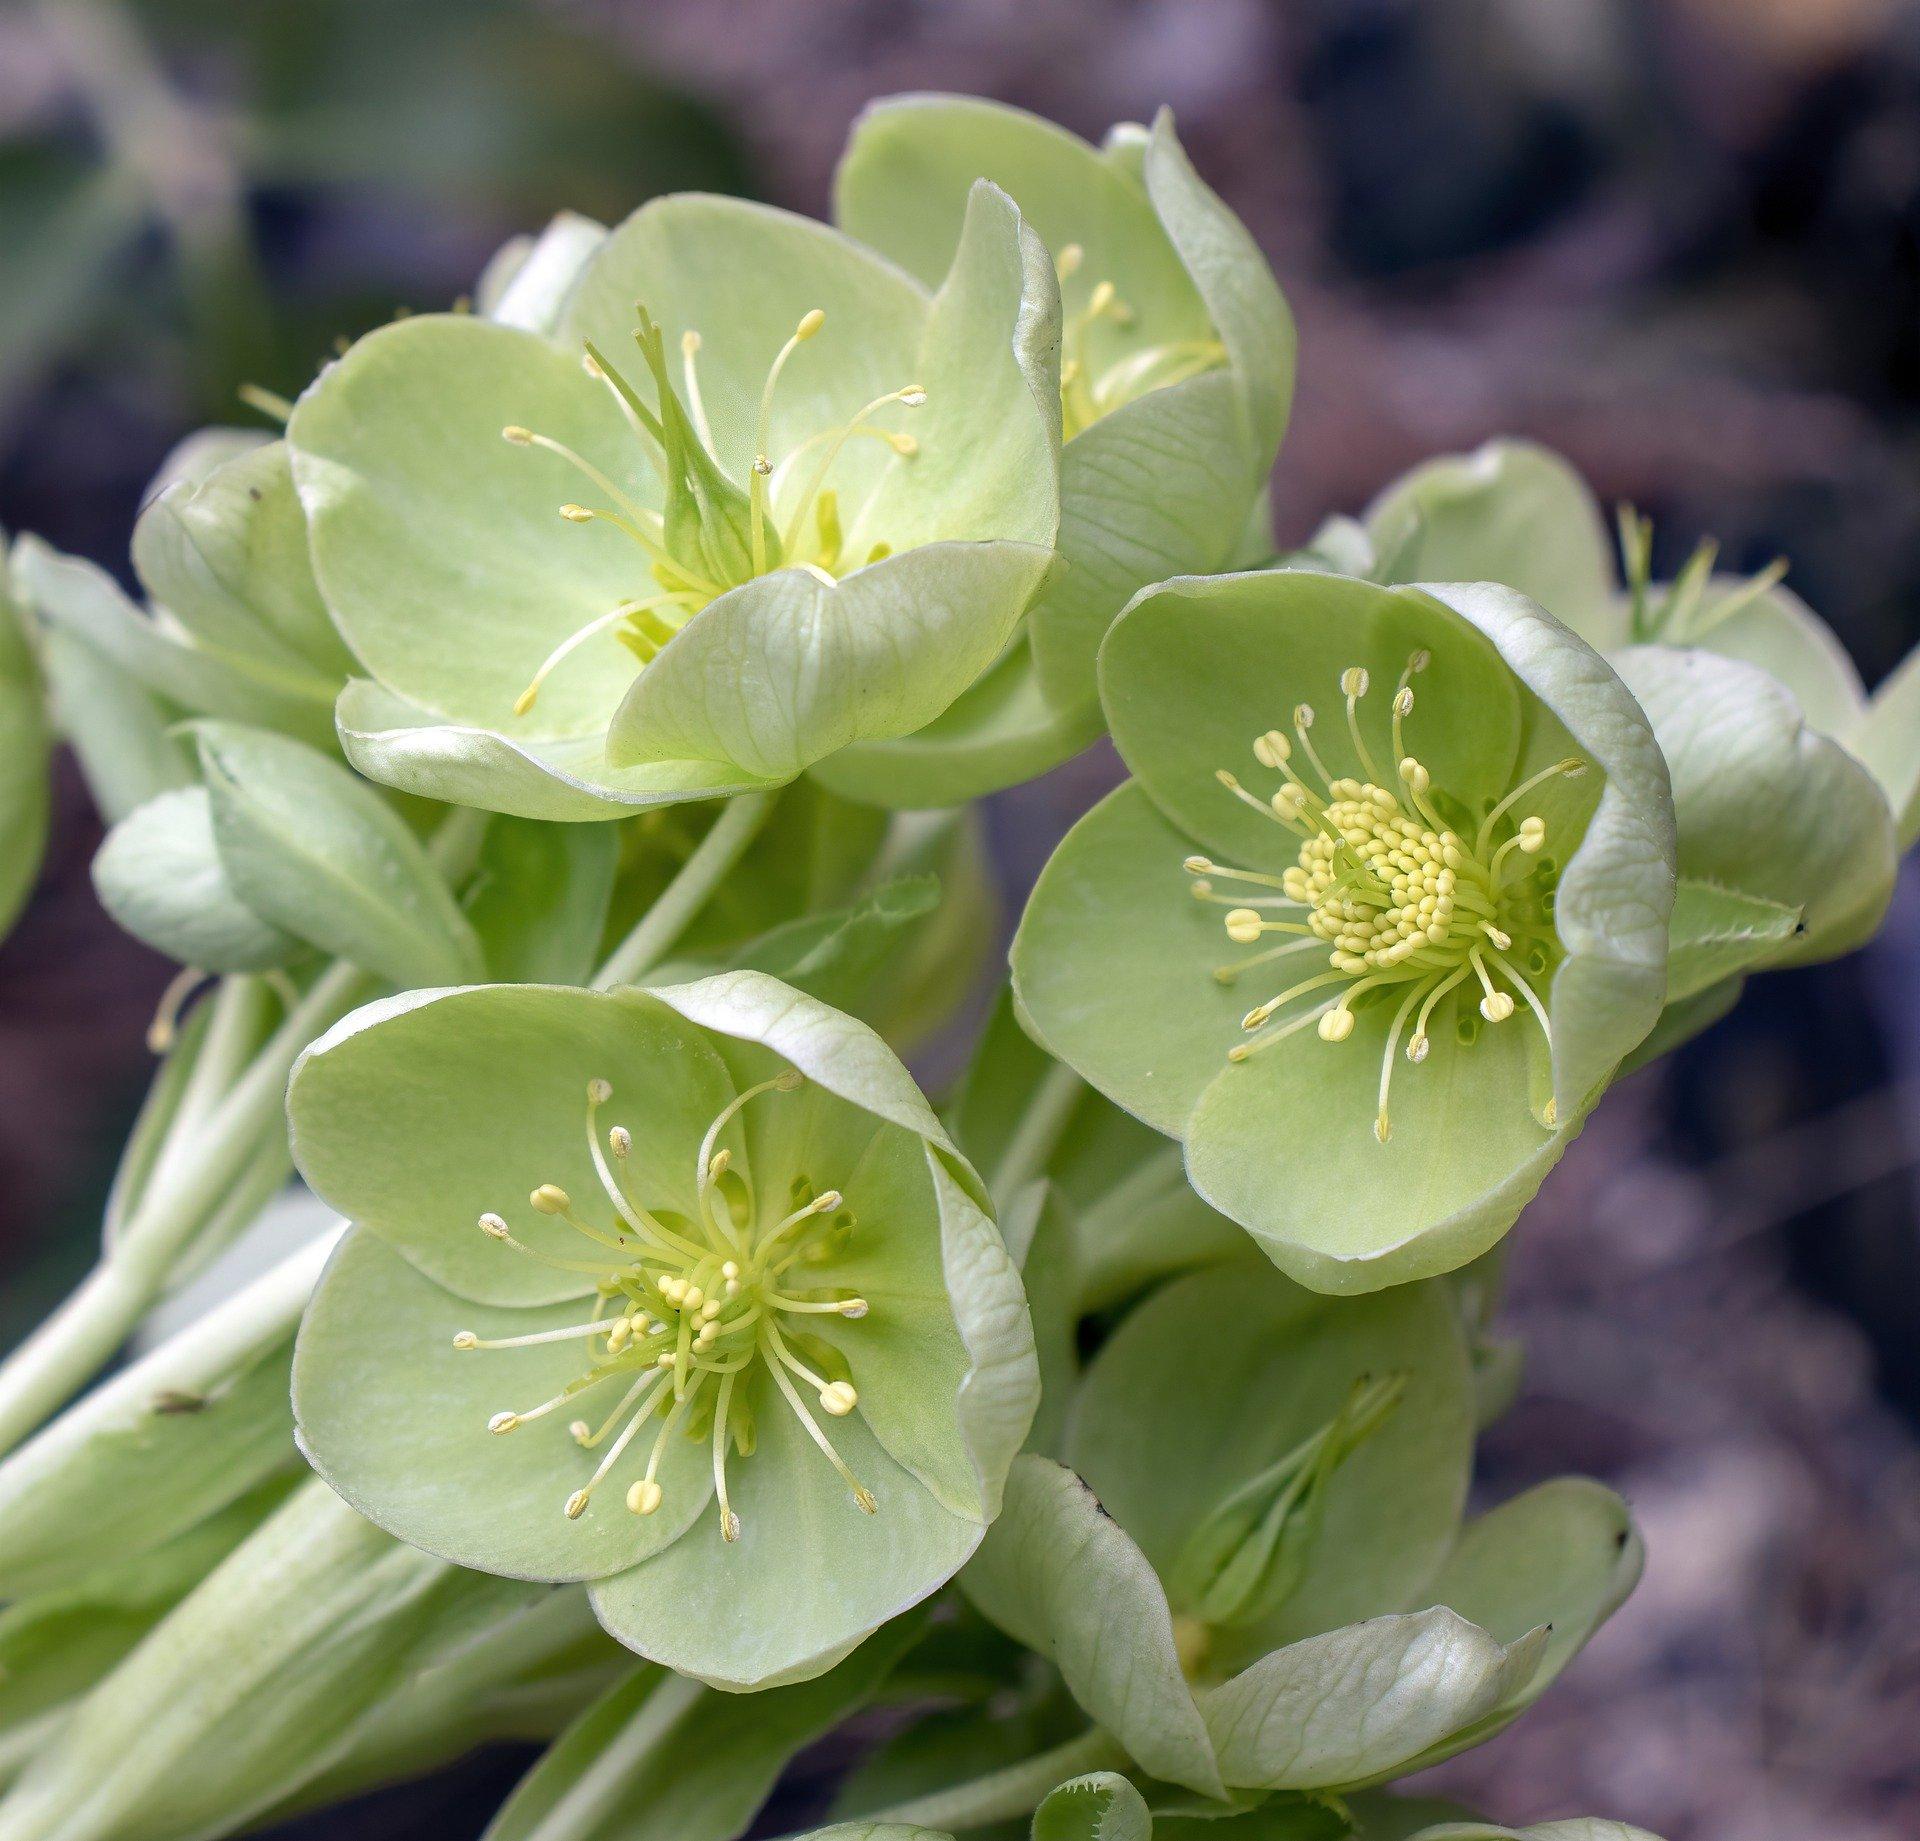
[454,1071,874,1539]
[1187,657,1586,1141]
[498,304,926,721]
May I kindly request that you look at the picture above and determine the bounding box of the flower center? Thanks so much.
[452,1070,877,1541]
[1185,655,1584,1142]
[501,306,925,718]
[1055,243,1224,440]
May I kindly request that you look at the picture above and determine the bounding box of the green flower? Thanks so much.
[1013,570,1675,1292]
[0,538,48,943]
[823,95,1293,804]
[1346,440,1903,1033]
[964,1262,1641,1800]
[288,972,1037,1690]
[289,184,1060,820]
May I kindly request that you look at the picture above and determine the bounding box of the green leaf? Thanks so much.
[467,817,619,984]
[1033,1773,1153,1841]
[1847,638,1920,852]
[482,1617,915,1841]
[194,721,485,987]
[92,787,304,973]
[1664,878,1801,1003]
[1616,645,1895,965]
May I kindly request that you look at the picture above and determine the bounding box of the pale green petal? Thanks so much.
[1029,374,1261,716]
[292,1229,711,1582]
[1616,644,1893,965]
[854,179,1060,551]
[1068,1264,1472,1653]
[834,95,1209,349]
[1099,573,1523,869]
[1200,1610,1548,1792]
[1141,108,1295,461]
[291,315,647,736]
[962,1454,1228,1798]
[1011,781,1250,1138]
[12,535,335,747]
[1847,639,1920,851]
[607,541,1053,783]
[589,1369,979,1690]
[562,194,927,520]
[808,642,1098,809]
[1424,584,1676,1117]
[0,556,50,939]
[132,438,354,686]
[92,787,301,973]
[34,618,193,825]
[335,679,762,820]
[1678,577,1865,737]
[288,984,736,1307]
[482,210,608,335]
[1184,1021,1568,1296]
[1362,443,1619,645]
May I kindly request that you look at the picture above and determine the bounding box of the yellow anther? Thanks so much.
[681,329,700,356]
[1225,908,1264,944]
[1399,758,1430,795]
[1374,1113,1392,1144]
[530,1184,571,1215]
[1407,1033,1430,1063]
[628,1478,663,1516]
[489,1412,519,1435]
[1253,729,1291,768]
[564,1489,590,1520]
[452,1331,479,1350]
[559,504,593,523]
[1184,855,1214,873]
[819,1381,858,1416]
[1319,1009,1356,1042]
[1294,703,1315,730]
[812,1189,843,1212]
[588,1077,612,1104]
[796,308,826,340]
[1087,279,1116,316]
[1393,687,1414,717]
[708,1148,731,1180]
[1519,816,1546,851]
[841,1297,869,1319]
[1480,992,1515,1022]
[569,1420,591,1443]
[1341,667,1370,698]
[479,1213,510,1239]
[502,424,534,444]
[609,1126,632,1158]
[899,386,928,407]
[1057,242,1084,279]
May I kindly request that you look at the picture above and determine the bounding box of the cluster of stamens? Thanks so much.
[500,305,926,718]
[453,1071,877,1540]
[1186,655,1585,1143]
[1055,244,1225,439]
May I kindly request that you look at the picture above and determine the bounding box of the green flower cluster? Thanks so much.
[0,91,1910,1841]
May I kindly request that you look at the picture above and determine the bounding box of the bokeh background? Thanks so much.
[3,2,1919,1837]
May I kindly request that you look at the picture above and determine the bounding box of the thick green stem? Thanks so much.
[592,793,773,990]
[0,960,367,1457]
[988,1059,1085,1206]
[861,1727,1129,1832]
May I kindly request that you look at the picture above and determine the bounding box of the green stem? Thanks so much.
[860,1727,1129,1832]
[988,1059,1084,1205]
[0,960,367,1458]
[591,794,773,990]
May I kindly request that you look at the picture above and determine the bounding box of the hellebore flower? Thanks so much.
[964,1262,1642,1801]
[823,94,1294,803]
[1013,570,1675,1292]
[289,183,1061,820]
[288,972,1037,1689]
[1346,440,1904,1038]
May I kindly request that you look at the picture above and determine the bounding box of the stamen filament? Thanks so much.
[767,1357,875,1513]
[1475,758,1586,856]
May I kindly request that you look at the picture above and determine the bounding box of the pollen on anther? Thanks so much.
[452,1331,479,1350]
[588,1077,612,1104]
[564,1489,590,1520]
[479,1212,510,1239]
[501,425,533,445]
[489,1411,519,1435]
[1341,667,1370,697]
[609,1126,632,1158]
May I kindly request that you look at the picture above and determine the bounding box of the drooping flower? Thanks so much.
[1339,439,1904,1041]
[1013,569,1675,1292]
[288,972,1037,1689]
[819,95,1294,804]
[963,1261,1641,1801]
[289,183,1061,820]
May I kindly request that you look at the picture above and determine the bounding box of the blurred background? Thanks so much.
[2,2,1918,1837]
